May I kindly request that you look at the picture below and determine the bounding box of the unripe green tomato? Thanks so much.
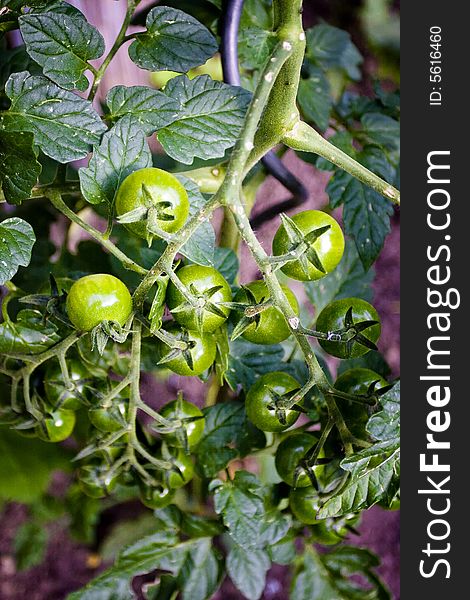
[66,274,133,332]
[160,398,205,448]
[275,433,325,488]
[310,513,360,545]
[289,486,323,524]
[272,210,345,281]
[316,298,381,359]
[166,265,232,333]
[89,399,128,433]
[78,464,119,498]
[245,372,302,432]
[44,359,90,410]
[139,482,175,509]
[165,448,195,489]
[157,325,216,377]
[150,54,223,89]
[334,368,388,437]
[234,281,299,345]
[115,168,189,239]
[36,409,76,442]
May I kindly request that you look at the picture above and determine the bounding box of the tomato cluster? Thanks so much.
[29,168,385,513]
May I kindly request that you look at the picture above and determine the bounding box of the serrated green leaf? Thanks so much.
[225,337,285,390]
[196,403,265,477]
[105,85,180,135]
[227,544,270,600]
[239,27,276,71]
[318,384,400,518]
[0,426,69,503]
[367,381,400,441]
[304,240,374,314]
[0,131,41,203]
[19,12,104,91]
[298,67,332,131]
[326,147,395,270]
[129,6,217,73]
[212,471,266,547]
[1,71,106,162]
[361,112,400,152]
[291,546,390,600]
[306,24,363,80]
[0,308,61,354]
[0,217,35,283]
[79,116,152,206]
[176,175,215,266]
[70,534,221,600]
[158,75,251,165]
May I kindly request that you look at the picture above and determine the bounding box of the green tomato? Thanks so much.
[115,168,189,240]
[164,448,195,489]
[334,368,388,437]
[150,54,223,89]
[289,486,323,524]
[139,482,175,509]
[78,464,119,498]
[272,210,345,281]
[89,400,128,433]
[36,408,76,442]
[44,359,90,410]
[66,274,133,332]
[245,372,302,432]
[316,298,381,359]
[160,398,205,448]
[275,433,325,488]
[157,325,216,377]
[310,513,360,545]
[166,265,232,333]
[234,281,299,345]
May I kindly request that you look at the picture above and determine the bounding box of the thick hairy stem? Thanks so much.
[47,190,148,275]
[283,121,401,205]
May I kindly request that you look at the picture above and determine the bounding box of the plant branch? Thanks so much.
[283,121,401,205]
[88,0,141,101]
[46,190,148,275]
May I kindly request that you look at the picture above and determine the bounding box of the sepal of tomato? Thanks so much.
[166,265,232,333]
[316,298,381,359]
[44,359,90,410]
[245,372,302,432]
[232,281,299,345]
[272,210,344,281]
[78,464,119,498]
[156,325,216,377]
[115,168,189,241]
[159,397,205,449]
[275,433,325,488]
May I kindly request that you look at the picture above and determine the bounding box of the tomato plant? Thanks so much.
[0,0,400,598]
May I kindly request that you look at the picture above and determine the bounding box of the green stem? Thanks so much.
[47,190,148,275]
[88,0,140,101]
[132,194,221,308]
[127,319,142,446]
[283,121,401,205]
